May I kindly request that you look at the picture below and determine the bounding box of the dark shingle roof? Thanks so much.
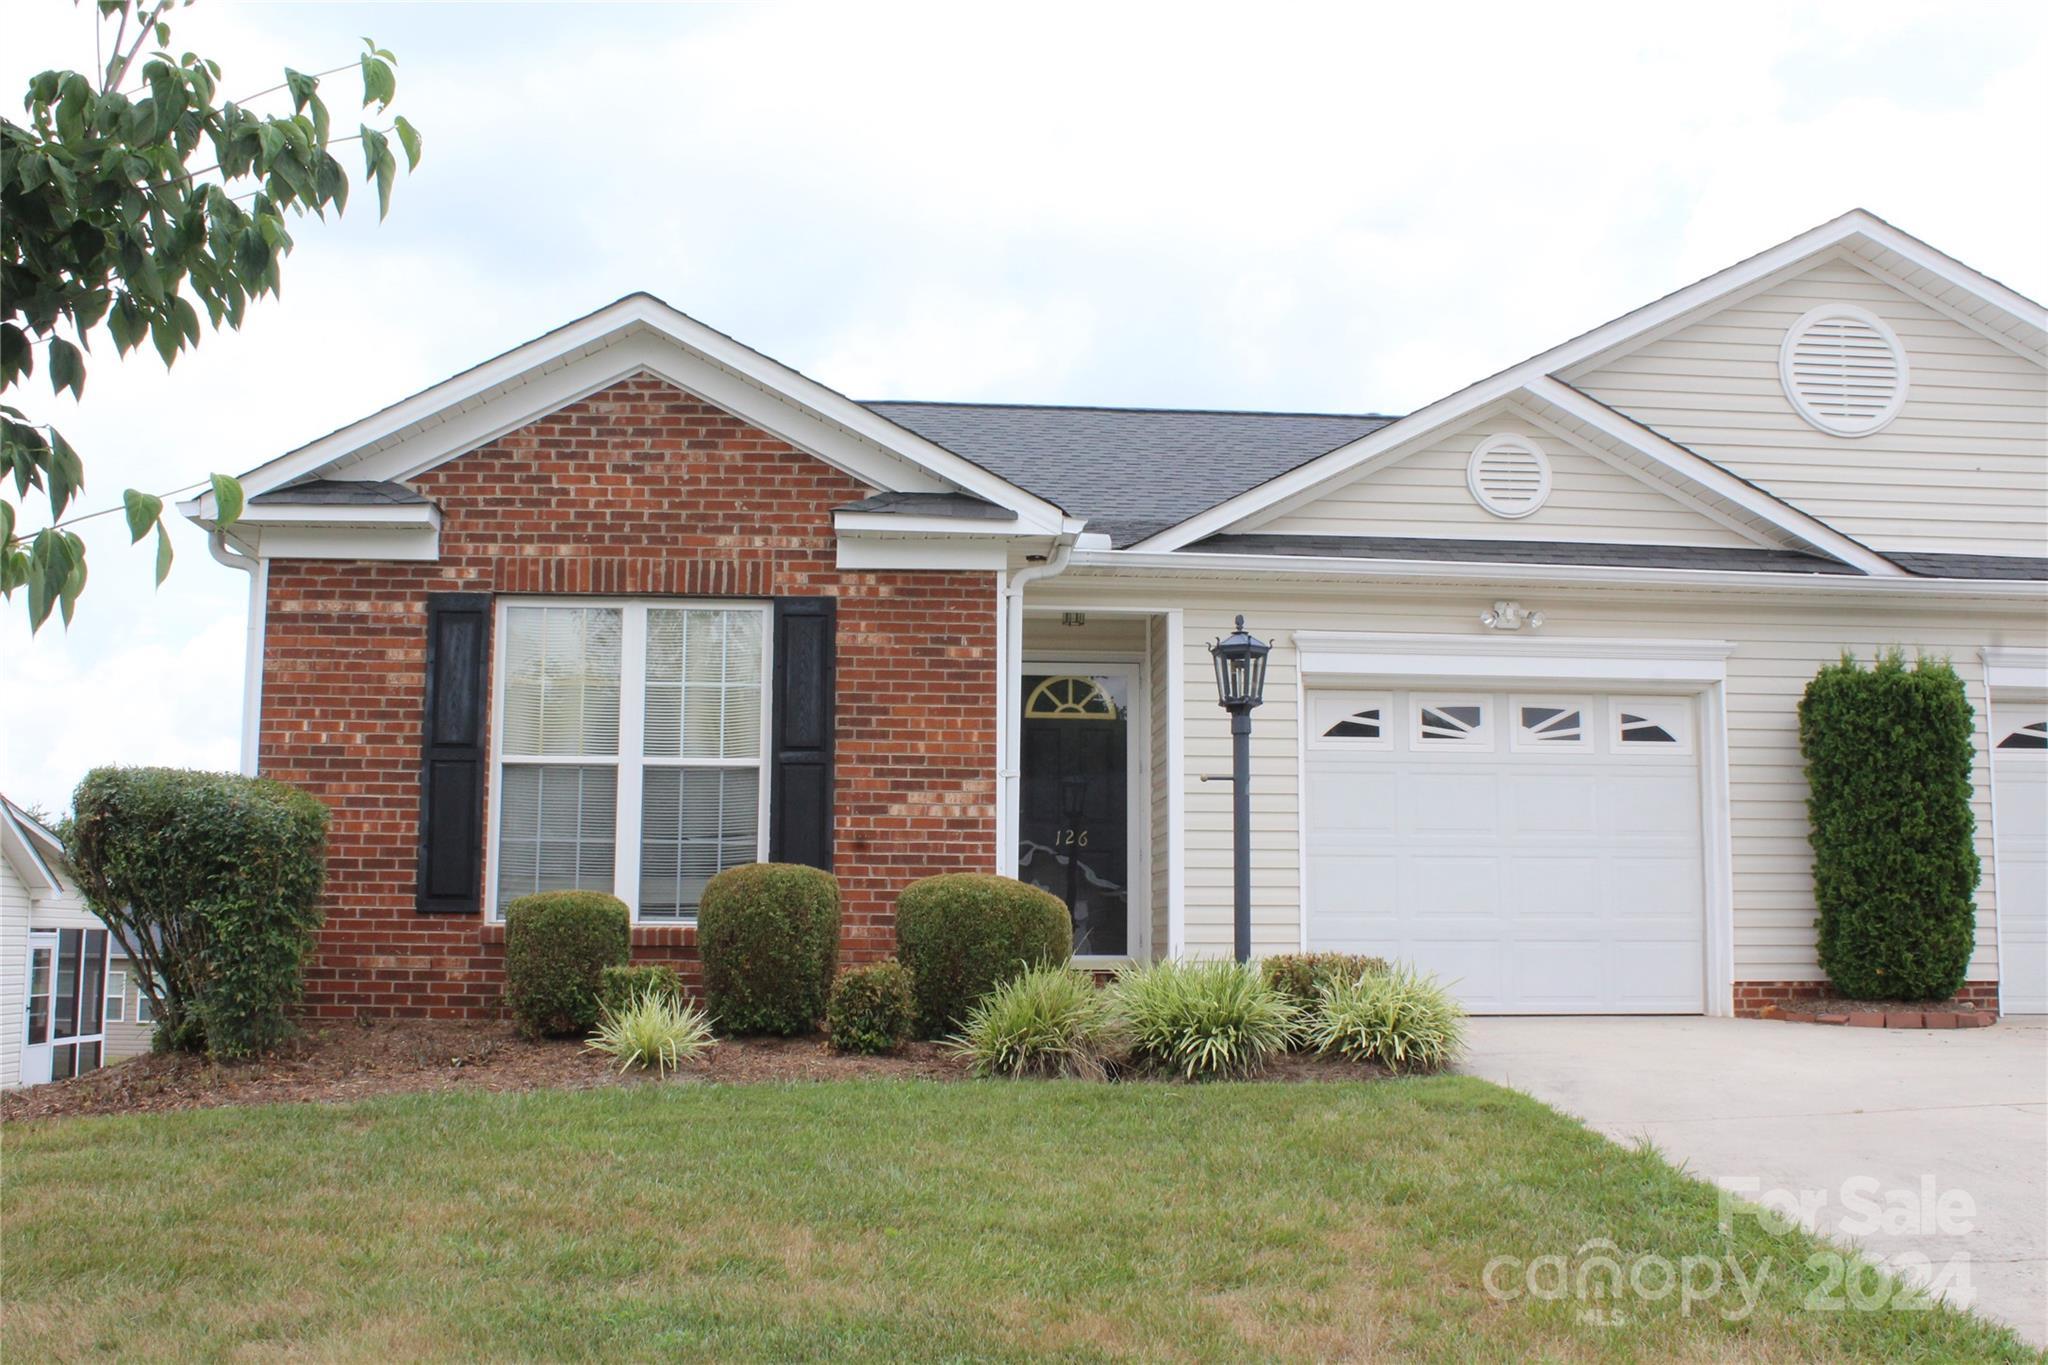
[1888,551,2048,581]
[834,491,1016,521]
[250,478,431,506]
[864,402,1395,546]
[1193,533,1862,575]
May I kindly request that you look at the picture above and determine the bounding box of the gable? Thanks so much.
[1243,407,1759,549]
[1569,255,2048,559]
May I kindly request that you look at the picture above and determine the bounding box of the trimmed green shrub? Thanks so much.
[950,965,1121,1079]
[587,990,714,1075]
[1799,653,1980,1000]
[1262,952,1390,1011]
[504,892,630,1039]
[65,766,329,1059]
[1113,960,1300,1080]
[827,962,918,1055]
[698,863,840,1035]
[895,873,1071,1037]
[1306,965,1466,1073]
[599,964,684,1016]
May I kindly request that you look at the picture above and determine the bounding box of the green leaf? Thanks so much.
[151,314,181,367]
[210,472,244,529]
[284,67,317,113]
[58,535,87,626]
[375,146,396,220]
[154,522,173,585]
[46,426,83,520]
[47,337,85,400]
[359,53,395,109]
[393,115,423,170]
[0,499,13,550]
[123,488,163,543]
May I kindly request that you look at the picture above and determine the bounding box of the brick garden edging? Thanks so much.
[1756,1005,1997,1029]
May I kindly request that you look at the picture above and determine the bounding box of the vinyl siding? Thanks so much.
[1148,614,1171,959]
[1250,410,1759,547]
[1572,255,2048,558]
[1037,575,2045,991]
[102,956,154,1062]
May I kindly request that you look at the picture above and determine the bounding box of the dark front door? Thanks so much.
[1019,671,1131,957]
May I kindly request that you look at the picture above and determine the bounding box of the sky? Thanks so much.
[3,1,2045,816]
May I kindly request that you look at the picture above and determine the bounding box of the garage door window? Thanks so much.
[1415,697,1491,748]
[1309,692,1391,749]
[1996,718,2046,751]
[1613,698,1691,754]
[1512,698,1588,750]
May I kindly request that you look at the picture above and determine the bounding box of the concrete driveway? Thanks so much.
[1460,1016,2048,1346]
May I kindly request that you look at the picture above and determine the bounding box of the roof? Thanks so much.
[833,490,1015,521]
[251,479,432,507]
[1193,534,1863,575]
[1889,552,2048,581]
[864,402,1396,546]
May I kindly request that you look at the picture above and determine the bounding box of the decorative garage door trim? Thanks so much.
[1984,647,2048,1016]
[1293,631,1735,1015]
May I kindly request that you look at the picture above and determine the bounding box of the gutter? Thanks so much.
[207,532,266,777]
[1061,549,2048,602]
[995,533,1078,876]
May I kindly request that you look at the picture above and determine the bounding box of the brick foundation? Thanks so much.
[260,376,999,1019]
[1732,980,2001,1019]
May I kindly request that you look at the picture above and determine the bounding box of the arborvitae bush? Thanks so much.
[1798,653,1979,1000]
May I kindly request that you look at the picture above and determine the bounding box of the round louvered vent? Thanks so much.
[1779,304,1909,436]
[1466,434,1552,519]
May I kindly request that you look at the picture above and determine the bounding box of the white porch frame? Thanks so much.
[1292,631,1738,1016]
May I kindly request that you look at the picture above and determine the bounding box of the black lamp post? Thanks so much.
[1209,615,1269,963]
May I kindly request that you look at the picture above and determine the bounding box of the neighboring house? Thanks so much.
[1,797,149,1087]
[179,208,2048,1021]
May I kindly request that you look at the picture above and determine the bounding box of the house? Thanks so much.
[2,796,150,1087]
[178,209,2047,1021]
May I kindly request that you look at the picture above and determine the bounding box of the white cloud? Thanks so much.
[2,0,2042,814]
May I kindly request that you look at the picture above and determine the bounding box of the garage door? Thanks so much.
[1305,689,1706,1013]
[1991,703,2047,1015]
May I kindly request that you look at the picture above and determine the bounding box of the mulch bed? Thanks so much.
[0,1019,1392,1123]
[1762,995,1996,1029]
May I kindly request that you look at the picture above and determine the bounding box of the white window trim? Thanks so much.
[1610,696,1695,757]
[104,969,127,1023]
[484,597,774,924]
[1306,690,1393,751]
[1509,694,1591,752]
[1412,694,1494,750]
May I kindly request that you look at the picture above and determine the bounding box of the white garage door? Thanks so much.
[1991,704,2048,1015]
[1305,689,1706,1013]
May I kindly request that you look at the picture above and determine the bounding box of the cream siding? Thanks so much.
[1039,575,2045,994]
[102,956,154,1062]
[1253,411,1760,547]
[1147,614,1171,960]
[1572,255,2048,558]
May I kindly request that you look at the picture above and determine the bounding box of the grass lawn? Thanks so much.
[3,1076,2031,1361]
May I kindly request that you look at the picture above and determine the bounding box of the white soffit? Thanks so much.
[1293,631,1735,684]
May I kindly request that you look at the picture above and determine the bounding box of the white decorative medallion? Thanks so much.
[1467,434,1552,518]
[1779,304,1909,436]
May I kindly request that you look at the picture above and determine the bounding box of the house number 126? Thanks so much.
[1056,828,1090,847]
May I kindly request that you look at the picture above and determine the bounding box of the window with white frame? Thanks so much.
[105,968,127,1023]
[1414,696,1491,747]
[136,975,157,1024]
[1612,697,1692,754]
[493,601,770,921]
[1512,698,1588,750]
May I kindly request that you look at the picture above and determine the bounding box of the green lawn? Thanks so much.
[2,1077,2030,1361]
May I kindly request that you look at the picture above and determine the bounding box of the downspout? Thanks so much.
[208,531,266,777]
[997,533,1077,876]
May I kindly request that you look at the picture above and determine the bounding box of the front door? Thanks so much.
[1019,668,1134,959]
[20,932,56,1086]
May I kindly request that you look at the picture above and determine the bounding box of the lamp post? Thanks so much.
[1208,616,1269,963]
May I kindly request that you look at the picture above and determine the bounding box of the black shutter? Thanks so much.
[417,592,492,914]
[770,596,836,870]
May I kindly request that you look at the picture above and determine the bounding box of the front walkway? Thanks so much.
[1460,1015,2048,1346]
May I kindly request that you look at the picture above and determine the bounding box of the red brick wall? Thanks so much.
[259,376,999,1019]
[1732,980,2001,1018]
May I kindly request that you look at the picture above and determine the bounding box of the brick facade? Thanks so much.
[259,376,999,1019]
[1731,980,2001,1018]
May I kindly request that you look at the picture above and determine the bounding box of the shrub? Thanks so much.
[587,989,714,1075]
[1799,653,1980,1000]
[504,891,630,1039]
[698,864,840,1035]
[895,873,1071,1036]
[1113,960,1300,1080]
[65,766,329,1059]
[950,966,1121,1079]
[1262,952,1390,1011]
[599,964,684,1016]
[826,962,918,1055]
[1306,965,1466,1073]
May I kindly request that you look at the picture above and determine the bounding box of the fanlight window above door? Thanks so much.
[1025,675,1120,721]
